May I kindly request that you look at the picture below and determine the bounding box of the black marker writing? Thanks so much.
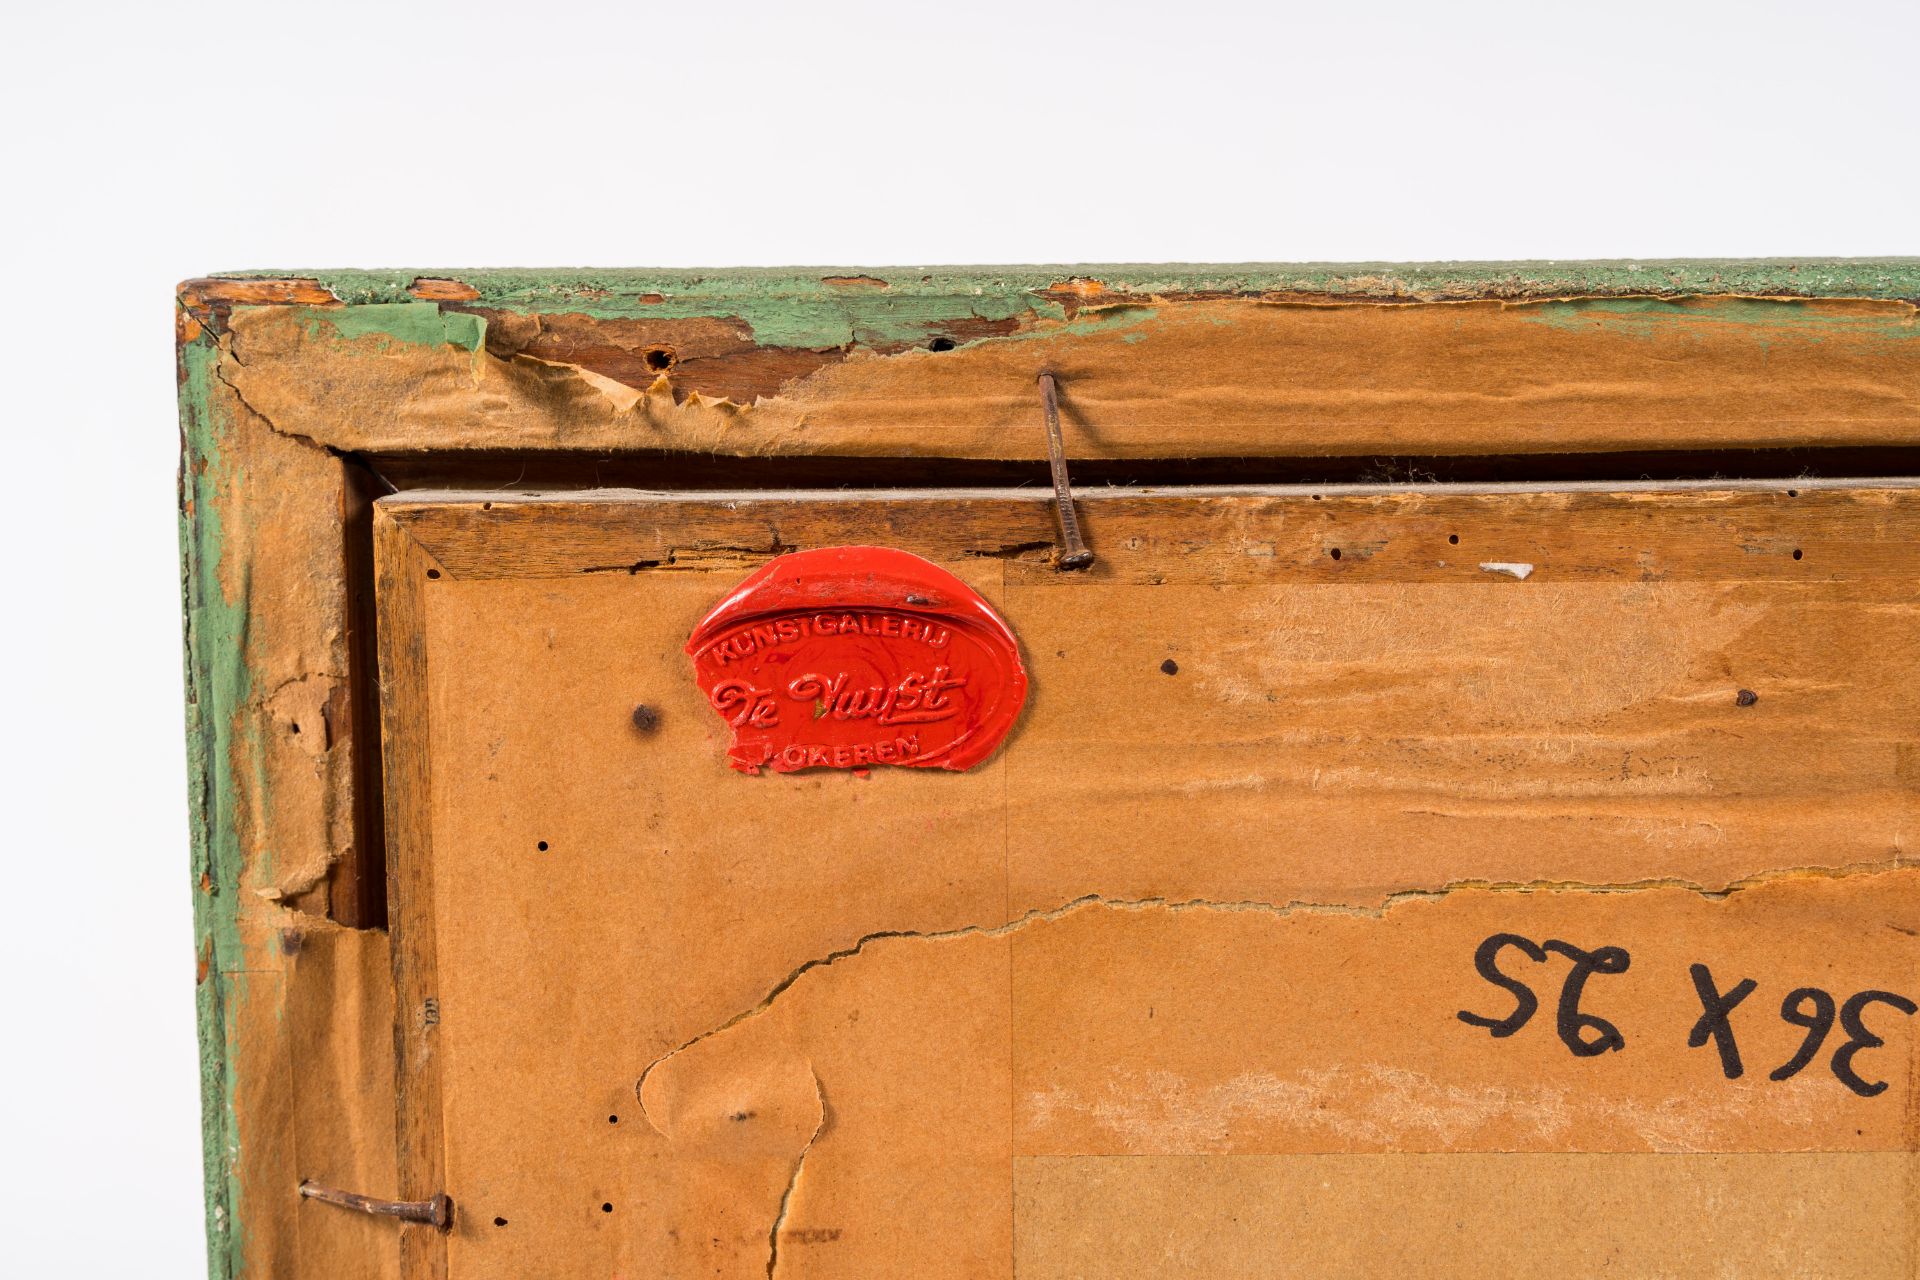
[1768,987,1834,1082]
[1457,933,1629,1057]
[1456,933,1546,1038]
[1831,990,1917,1098]
[1460,938,1914,1099]
[1542,939,1631,1057]
[1686,963,1757,1079]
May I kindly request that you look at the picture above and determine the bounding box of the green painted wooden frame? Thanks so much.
[177,259,1920,1279]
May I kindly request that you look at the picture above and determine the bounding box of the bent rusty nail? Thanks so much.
[299,1180,453,1231]
[1037,372,1095,571]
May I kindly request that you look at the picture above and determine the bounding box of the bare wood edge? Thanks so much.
[182,332,407,1277]
[176,275,479,331]
[377,481,1919,592]
[383,475,1920,507]
[179,259,1920,308]
[374,508,450,1278]
[207,280,1920,461]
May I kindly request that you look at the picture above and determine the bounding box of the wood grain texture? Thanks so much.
[374,508,449,1280]
[184,260,1920,311]
[384,479,1916,584]
[176,260,1920,1278]
[217,296,1920,460]
[178,340,397,1280]
[281,927,404,1280]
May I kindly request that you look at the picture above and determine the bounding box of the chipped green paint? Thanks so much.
[242,260,1920,310]
[205,260,1920,358]
[779,291,1045,350]
[179,334,252,1280]
[180,258,1920,1276]
[300,300,484,352]
[1000,302,1160,344]
[1518,296,1918,343]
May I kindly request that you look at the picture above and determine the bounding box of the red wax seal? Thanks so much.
[686,546,1028,773]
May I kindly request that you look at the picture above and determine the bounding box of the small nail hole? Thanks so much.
[1786,489,1799,498]
[601,1203,613,1214]
[1735,689,1759,707]
[483,501,494,510]
[927,336,956,352]
[1448,534,1459,545]
[631,705,659,733]
[289,723,301,735]
[426,568,441,580]
[1329,548,1342,560]
[1159,659,1179,676]
[1792,548,1803,560]
[644,349,674,371]
[608,1114,619,1124]
[493,1217,508,1227]
[537,840,550,852]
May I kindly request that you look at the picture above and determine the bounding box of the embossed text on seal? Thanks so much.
[685,546,1028,773]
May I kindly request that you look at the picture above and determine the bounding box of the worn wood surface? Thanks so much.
[178,340,398,1280]
[384,478,1915,584]
[279,927,404,1276]
[176,261,1920,1279]
[374,512,450,1280]
[215,295,1920,460]
[377,485,1917,1279]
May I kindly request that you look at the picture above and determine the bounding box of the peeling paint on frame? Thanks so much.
[178,333,252,1279]
[190,260,1920,356]
[176,258,1920,1279]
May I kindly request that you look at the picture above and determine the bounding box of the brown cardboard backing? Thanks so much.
[376,484,1918,1278]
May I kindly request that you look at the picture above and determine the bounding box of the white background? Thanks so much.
[2,1,1915,1274]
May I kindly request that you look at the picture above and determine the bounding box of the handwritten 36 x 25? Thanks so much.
[1457,932,1914,1097]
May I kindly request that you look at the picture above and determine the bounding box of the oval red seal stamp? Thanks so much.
[685,546,1028,773]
